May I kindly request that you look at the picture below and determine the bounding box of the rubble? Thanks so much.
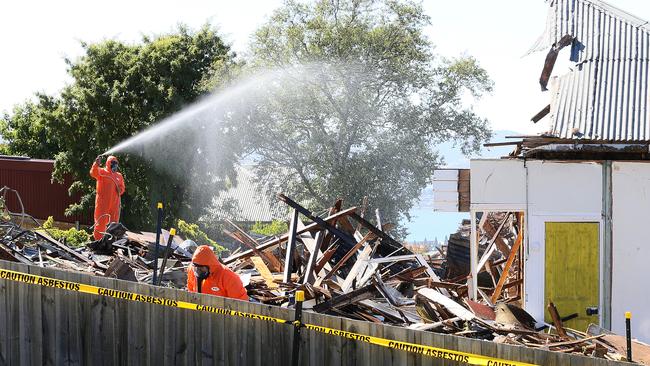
[0,185,645,363]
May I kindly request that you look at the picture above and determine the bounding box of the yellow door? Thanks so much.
[545,222,599,331]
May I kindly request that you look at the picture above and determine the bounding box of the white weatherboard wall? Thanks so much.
[611,162,650,342]
[433,169,459,212]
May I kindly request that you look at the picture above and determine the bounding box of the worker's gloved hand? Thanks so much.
[95,155,103,164]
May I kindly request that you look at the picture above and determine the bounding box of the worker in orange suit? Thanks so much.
[90,155,125,240]
[187,245,249,301]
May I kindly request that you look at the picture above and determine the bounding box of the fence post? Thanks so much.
[152,202,163,285]
[291,290,305,366]
[626,311,632,362]
[156,228,176,286]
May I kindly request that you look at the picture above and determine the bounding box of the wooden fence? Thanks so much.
[0,260,633,366]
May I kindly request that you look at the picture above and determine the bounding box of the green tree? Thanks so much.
[244,0,493,236]
[0,25,237,230]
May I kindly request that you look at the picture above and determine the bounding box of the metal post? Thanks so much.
[602,161,613,329]
[152,202,164,285]
[291,290,305,366]
[626,311,632,362]
[156,228,176,286]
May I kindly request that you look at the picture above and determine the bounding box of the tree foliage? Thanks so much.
[245,0,493,235]
[0,26,236,230]
[177,219,225,252]
[251,220,289,236]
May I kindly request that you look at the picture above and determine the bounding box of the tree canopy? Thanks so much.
[241,0,493,235]
[1,1,493,239]
[0,26,236,230]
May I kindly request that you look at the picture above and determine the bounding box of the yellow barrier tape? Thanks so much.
[0,268,537,366]
[0,268,289,325]
[303,324,536,366]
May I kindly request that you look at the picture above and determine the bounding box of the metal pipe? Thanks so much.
[152,202,163,285]
[156,228,176,286]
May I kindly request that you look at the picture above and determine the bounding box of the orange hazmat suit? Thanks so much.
[187,245,248,301]
[90,155,125,240]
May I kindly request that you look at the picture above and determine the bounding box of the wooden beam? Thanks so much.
[277,193,357,249]
[312,283,377,312]
[302,201,341,284]
[531,104,551,123]
[320,232,374,282]
[225,220,283,272]
[490,213,524,304]
[282,209,300,285]
[483,141,522,147]
[548,301,569,339]
[477,212,511,270]
[35,231,106,269]
[251,256,278,289]
[222,207,357,264]
[349,212,406,253]
[224,230,283,273]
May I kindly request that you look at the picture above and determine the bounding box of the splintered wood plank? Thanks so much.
[251,256,278,289]
[340,244,373,292]
[321,232,374,283]
[547,302,568,339]
[491,215,524,304]
[418,288,475,321]
[297,220,331,284]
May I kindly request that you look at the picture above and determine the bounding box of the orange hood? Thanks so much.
[106,155,118,169]
[192,245,222,273]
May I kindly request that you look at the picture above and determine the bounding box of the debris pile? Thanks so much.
[1,186,192,287]
[220,195,647,362]
[1,186,648,363]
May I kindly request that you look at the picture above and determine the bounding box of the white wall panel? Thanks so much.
[527,161,602,214]
[612,162,650,343]
[470,159,526,207]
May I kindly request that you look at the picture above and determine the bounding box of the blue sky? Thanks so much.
[2,0,650,240]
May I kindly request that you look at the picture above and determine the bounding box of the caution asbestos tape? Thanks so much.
[0,269,290,325]
[303,324,534,366]
[0,268,536,366]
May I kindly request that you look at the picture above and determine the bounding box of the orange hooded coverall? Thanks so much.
[187,245,249,300]
[90,155,125,240]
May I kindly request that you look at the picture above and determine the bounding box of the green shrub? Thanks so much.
[250,220,288,236]
[177,219,225,253]
[38,216,90,248]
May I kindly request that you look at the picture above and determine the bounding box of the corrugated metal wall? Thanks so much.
[0,157,90,224]
[544,0,650,141]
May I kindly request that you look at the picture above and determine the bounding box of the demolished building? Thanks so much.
[435,0,650,345]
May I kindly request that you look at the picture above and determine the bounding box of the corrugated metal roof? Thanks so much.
[542,0,650,141]
[210,165,287,222]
